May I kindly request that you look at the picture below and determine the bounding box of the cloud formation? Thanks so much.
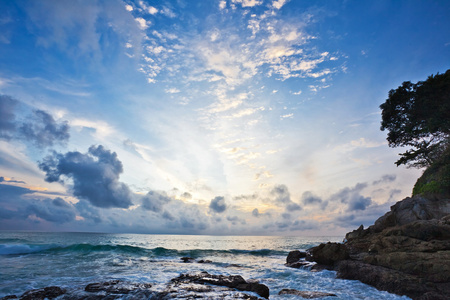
[39,145,134,209]
[20,110,70,148]
[141,190,171,212]
[271,184,302,211]
[0,94,70,147]
[330,183,372,212]
[0,95,17,139]
[209,196,227,213]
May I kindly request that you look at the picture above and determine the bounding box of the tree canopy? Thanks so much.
[380,69,450,168]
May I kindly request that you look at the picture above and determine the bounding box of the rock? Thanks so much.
[20,286,66,300]
[370,196,450,233]
[286,250,309,268]
[335,260,428,299]
[286,250,307,264]
[297,196,450,300]
[170,271,269,299]
[279,288,337,298]
[306,242,349,266]
[84,280,152,294]
[345,224,365,241]
[0,296,18,300]
[180,256,195,263]
[9,273,268,300]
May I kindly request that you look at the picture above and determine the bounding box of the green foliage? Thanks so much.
[380,69,450,168]
[412,147,450,197]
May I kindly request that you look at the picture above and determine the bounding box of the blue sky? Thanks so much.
[0,0,449,235]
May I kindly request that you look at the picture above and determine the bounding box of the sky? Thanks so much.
[0,0,449,236]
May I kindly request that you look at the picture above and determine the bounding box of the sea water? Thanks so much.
[0,232,410,299]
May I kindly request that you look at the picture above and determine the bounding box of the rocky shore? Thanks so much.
[0,272,269,300]
[287,195,450,300]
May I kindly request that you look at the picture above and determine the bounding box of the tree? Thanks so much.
[380,69,450,168]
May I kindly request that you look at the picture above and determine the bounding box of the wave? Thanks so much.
[0,243,288,258]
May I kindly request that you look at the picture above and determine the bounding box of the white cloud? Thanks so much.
[272,0,288,10]
[135,17,149,30]
[232,0,263,7]
[148,6,158,15]
[125,4,133,11]
[280,113,293,119]
[219,0,227,10]
[70,118,115,138]
[165,88,180,94]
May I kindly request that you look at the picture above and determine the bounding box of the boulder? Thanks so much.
[169,272,269,299]
[286,250,306,264]
[20,286,66,300]
[306,242,349,266]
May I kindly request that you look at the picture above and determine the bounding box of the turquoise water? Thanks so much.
[0,232,410,299]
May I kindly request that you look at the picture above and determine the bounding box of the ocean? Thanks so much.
[0,232,410,299]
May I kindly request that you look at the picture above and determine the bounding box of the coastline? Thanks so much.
[295,195,450,300]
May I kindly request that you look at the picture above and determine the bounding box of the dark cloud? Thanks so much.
[233,193,258,201]
[26,198,76,224]
[39,145,134,208]
[286,202,302,211]
[301,191,328,210]
[209,196,227,213]
[348,195,372,211]
[141,191,171,212]
[271,184,303,212]
[0,94,70,147]
[302,191,322,205]
[0,95,18,139]
[0,183,35,200]
[0,176,26,184]
[162,210,175,221]
[20,110,70,148]
[330,182,372,211]
[290,219,319,231]
[252,208,260,217]
[281,213,291,220]
[75,201,102,224]
[372,174,396,185]
[226,215,246,225]
[271,184,291,204]
[180,192,192,200]
[0,182,76,225]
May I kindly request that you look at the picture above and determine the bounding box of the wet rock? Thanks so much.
[19,286,66,300]
[0,296,18,300]
[286,250,309,268]
[169,271,269,299]
[286,250,307,264]
[279,288,337,298]
[180,256,194,263]
[84,280,152,294]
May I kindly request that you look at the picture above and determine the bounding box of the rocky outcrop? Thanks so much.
[0,272,269,300]
[302,195,450,300]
